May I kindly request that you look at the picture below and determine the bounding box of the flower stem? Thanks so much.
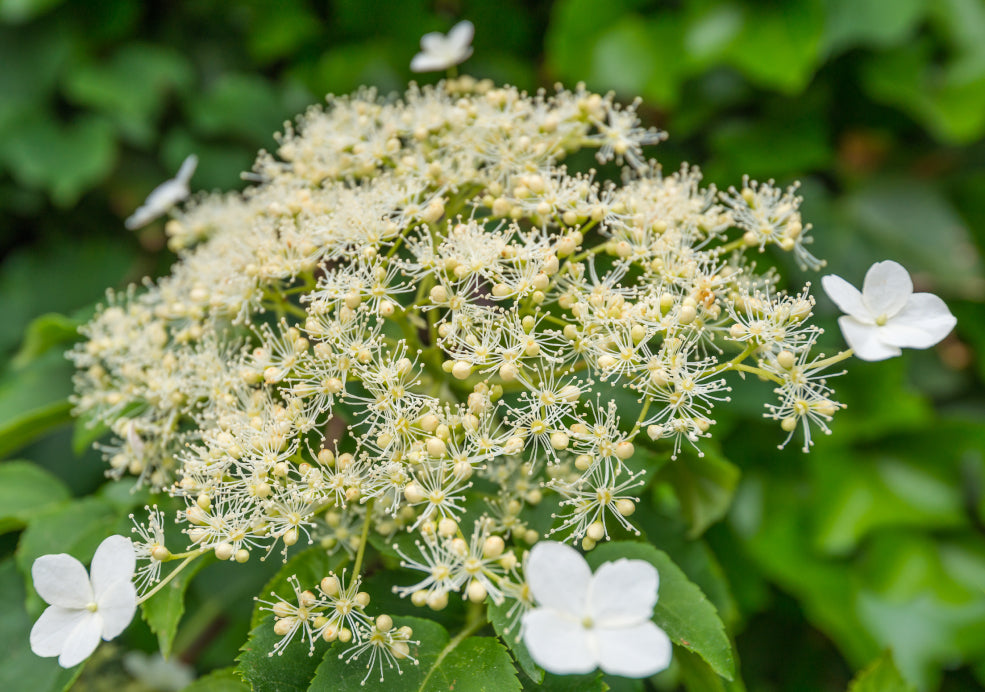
[137,550,204,605]
[352,498,375,577]
[811,349,854,370]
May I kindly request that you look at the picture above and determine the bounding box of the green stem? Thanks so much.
[137,551,204,605]
[811,349,854,370]
[352,498,375,577]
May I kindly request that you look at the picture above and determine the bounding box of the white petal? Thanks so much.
[587,559,658,627]
[526,541,591,615]
[447,20,475,51]
[174,154,198,185]
[411,52,454,73]
[30,606,88,658]
[58,613,102,668]
[521,608,597,675]
[821,274,869,321]
[862,260,912,318]
[881,292,957,349]
[595,621,673,678]
[419,31,447,53]
[90,535,135,599]
[96,578,137,639]
[838,316,901,361]
[32,554,93,608]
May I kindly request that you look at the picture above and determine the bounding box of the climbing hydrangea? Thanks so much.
[68,74,868,673]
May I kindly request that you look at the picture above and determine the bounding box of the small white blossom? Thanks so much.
[521,541,671,678]
[30,535,137,668]
[821,260,956,361]
[410,21,474,73]
[125,154,198,229]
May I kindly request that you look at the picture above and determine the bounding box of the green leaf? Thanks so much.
[861,41,985,144]
[0,461,70,533]
[0,0,65,23]
[658,449,740,538]
[0,113,116,206]
[187,74,291,145]
[524,670,606,691]
[811,450,964,555]
[848,651,915,692]
[722,0,825,93]
[822,0,927,55]
[0,401,72,461]
[424,636,520,692]
[182,667,249,692]
[141,554,213,658]
[250,545,340,631]
[63,44,193,146]
[237,614,328,692]
[488,598,543,684]
[588,542,734,680]
[0,560,82,690]
[840,179,984,298]
[11,312,83,369]
[310,617,521,692]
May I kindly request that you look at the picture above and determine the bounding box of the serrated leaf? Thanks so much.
[250,545,340,630]
[141,554,212,658]
[488,598,543,684]
[310,618,520,692]
[308,616,446,691]
[237,614,329,692]
[0,560,82,690]
[587,541,734,680]
[424,636,520,692]
[0,461,70,533]
[522,670,606,691]
[848,651,915,692]
[182,667,249,692]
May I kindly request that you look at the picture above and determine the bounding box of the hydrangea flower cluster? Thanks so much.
[61,69,955,677]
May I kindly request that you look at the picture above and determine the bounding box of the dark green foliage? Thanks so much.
[1,1,984,690]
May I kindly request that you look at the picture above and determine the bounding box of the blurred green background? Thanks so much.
[2,0,984,690]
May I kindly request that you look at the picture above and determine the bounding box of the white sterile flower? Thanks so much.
[410,20,474,73]
[821,260,956,362]
[521,541,672,678]
[30,535,137,668]
[125,154,198,229]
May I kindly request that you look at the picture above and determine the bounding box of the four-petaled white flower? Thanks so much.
[521,541,672,678]
[30,535,137,668]
[410,20,474,73]
[125,154,198,229]
[821,260,956,362]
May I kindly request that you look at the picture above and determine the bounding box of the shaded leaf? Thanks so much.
[848,651,915,692]
[0,560,82,691]
[237,614,328,692]
[182,667,249,692]
[141,554,213,658]
[488,598,543,684]
[658,448,740,538]
[0,460,70,534]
